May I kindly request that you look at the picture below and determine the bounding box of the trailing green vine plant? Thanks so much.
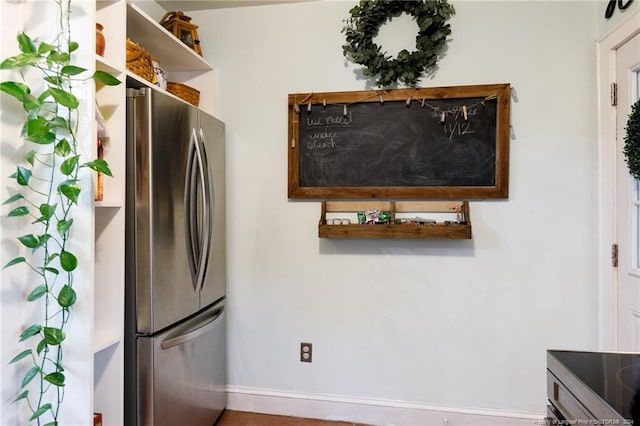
[0,1,120,424]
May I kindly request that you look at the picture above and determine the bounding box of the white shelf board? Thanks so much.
[126,2,213,73]
[96,55,123,75]
[93,333,121,354]
[94,200,123,208]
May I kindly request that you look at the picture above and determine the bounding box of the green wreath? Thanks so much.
[624,100,640,179]
[342,0,455,88]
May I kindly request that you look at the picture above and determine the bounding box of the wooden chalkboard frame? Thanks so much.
[288,84,511,199]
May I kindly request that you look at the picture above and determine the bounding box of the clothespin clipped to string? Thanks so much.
[323,99,326,108]
[481,94,498,107]
[293,103,300,113]
[462,106,468,121]
[421,98,425,108]
[343,104,348,116]
[440,111,446,124]
[406,95,411,107]
[307,102,312,112]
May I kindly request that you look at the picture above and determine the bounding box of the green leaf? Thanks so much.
[15,166,31,186]
[48,87,78,109]
[27,284,48,302]
[37,42,56,56]
[39,233,52,245]
[25,149,36,166]
[43,267,59,275]
[22,93,40,111]
[29,403,52,421]
[8,206,29,217]
[49,116,70,130]
[69,41,79,53]
[60,250,77,272]
[61,65,86,76]
[36,339,47,355]
[43,327,65,346]
[26,117,55,144]
[58,182,80,204]
[57,219,73,237]
[21,366,40,389]
[58,285,76,308]
[0,81,30,101]
[47,51,69,65]
[3,257,26,269]
[9,349,33,364]
[17,33,35,54]
[13,390,29,403]
[3,193,24,205]
[55,139,71,157]
[60,155,79,176]
[93,70,121,86]
[1,54,31,69]
[83,159,113,176]
[17,234,39,249]
[38,88,52,103]
[44,372,65,387]
[43,75,63,86]
[39,203,57,220]
[19,324,41,342]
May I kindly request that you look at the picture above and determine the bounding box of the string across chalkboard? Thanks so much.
[287,84,511,199]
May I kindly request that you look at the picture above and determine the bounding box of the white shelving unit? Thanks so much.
[126,1,215,115]
[94,2,126,424]
[92,1,216,424]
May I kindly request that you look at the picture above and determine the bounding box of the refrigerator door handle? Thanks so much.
[159,305,224,350]
[184,128,200,290]
[197,127,214,291]
[193,128,211,293]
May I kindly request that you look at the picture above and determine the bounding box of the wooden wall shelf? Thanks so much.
[319,201,471,239]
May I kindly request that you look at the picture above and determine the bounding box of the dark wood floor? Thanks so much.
[216,410,368,425]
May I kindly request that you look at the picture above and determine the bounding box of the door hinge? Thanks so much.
[611,82,618,106]
[612,243,619,267]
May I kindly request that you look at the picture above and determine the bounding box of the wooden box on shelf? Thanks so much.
[319,201,472,239]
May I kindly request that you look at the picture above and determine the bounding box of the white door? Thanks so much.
[616,32,640,351]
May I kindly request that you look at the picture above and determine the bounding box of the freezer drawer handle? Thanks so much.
[160,305,225,350]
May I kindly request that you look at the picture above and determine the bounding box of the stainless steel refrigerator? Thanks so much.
[124,87,226,426]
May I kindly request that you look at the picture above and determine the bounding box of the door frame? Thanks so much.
[597,10,640,350]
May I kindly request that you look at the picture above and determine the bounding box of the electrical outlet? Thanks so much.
[300,342,312,363]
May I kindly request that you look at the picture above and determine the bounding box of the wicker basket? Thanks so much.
[167,82,200,106]
[126,38,155,83]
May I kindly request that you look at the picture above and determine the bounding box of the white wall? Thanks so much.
[195,0,599,417]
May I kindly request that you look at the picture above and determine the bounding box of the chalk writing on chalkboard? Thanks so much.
[288,84,511,199]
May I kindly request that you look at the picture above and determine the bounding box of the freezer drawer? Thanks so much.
[136,301,226,426]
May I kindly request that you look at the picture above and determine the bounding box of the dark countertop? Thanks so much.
[549,350,640,423]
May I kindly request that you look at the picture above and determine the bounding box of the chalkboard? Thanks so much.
[288,84,511,199]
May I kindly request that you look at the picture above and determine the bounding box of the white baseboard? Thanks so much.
[226,386,546,426]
